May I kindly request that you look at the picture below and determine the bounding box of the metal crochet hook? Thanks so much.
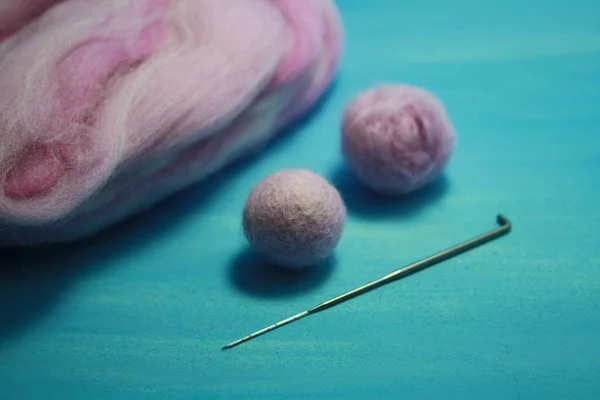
[222,214,512,350]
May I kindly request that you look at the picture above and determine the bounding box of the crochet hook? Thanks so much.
[222,214,512,350]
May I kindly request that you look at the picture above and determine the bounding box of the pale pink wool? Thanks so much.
[243,169,346,269]
[341,84,456,195]
[0,0,343,247]
[0,0,63,35]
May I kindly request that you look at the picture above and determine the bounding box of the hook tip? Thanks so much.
[496,214,511,229]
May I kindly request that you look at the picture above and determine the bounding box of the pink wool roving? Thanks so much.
[0,0,343,247]
[243,169,346,269]
[0,0,63,35]
[341,84,456,195]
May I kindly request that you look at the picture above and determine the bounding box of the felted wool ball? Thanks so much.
[243,169,346,269]
[341,84,456,195]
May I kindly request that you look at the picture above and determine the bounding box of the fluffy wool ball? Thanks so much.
[341,84,456,195]
[242,169,346,269]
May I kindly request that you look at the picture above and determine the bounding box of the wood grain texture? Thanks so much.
[2,0,600,398]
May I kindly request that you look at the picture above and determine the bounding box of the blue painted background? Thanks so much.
[2,0,599,398]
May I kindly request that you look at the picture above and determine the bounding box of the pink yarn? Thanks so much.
[0,0,343,247]
[341,85,456,195]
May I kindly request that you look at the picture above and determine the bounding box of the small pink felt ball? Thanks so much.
[341,84,456,195]
[242,169,346,269]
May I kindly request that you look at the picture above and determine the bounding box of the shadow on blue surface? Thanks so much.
[0,79,339,349]
[228,248,336,299]
[329,163,450,219]
[0,244,106,350]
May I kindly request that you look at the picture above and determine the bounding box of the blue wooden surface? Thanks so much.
[2,1,600,398]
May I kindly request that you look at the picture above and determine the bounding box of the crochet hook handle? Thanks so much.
[309,215,511,313]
